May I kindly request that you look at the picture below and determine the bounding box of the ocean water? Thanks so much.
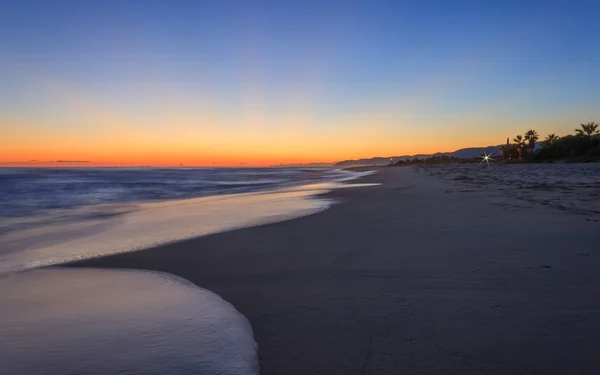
[0,167,373,273]
[0,268,259,375]
[0,167,358,228]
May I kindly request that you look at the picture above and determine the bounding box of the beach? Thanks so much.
[4,1,600,373]
[64,164,600,374]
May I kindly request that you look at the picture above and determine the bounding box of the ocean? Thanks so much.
[1,167,359,229]
[0,167,370,274]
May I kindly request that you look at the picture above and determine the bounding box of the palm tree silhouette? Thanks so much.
[575,122,599,137]
[543,133,559,147]
[513,134,525,159]
[499,145,510,159]
[524,129,539,154]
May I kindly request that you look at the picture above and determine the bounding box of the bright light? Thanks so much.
[480,151,493,167]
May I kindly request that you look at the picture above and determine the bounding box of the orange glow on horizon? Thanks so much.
[2,60,596,167]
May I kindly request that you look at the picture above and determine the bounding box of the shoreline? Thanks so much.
[0,169,377,275]
[66,165,600,374]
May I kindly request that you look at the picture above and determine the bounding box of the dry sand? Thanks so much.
[423,163,600,219]
[68,165,600,375]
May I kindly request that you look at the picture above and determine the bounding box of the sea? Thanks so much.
[0,167,374,374]
[1,167,361,230]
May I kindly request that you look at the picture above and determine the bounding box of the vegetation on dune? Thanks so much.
[524,129,539,154]
[512,134,526,159]
[500,122,600,162]
[544,133,560,147]
[534,134,600,161]
[499,138,518,160]
[575,122,599,137]
[500,130,540,160]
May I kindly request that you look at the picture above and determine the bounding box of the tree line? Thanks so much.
[501,122,599,161]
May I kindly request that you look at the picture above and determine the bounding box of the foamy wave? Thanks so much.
[0,187,334,274]
[0,268,259,375]
[0,169,376,275]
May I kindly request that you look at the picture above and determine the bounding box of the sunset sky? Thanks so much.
[1,0,599,166]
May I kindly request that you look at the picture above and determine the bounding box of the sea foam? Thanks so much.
[0,268,259,375]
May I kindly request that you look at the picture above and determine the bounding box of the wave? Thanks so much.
[0,167,359,220]
[0,267,259,375]
[0,170,377,274]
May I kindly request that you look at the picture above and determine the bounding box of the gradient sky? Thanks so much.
[1,0,599,166]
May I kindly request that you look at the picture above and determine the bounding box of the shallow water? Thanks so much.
[0,167,358,225]
[0,181,374,274]
[0,169,375,274]
[0,268,259,375]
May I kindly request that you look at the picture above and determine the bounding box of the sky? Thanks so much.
[1,0,599,166]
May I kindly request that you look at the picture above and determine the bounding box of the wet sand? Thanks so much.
[68,166,600,374]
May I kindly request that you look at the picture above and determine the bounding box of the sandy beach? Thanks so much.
[68,165,600,375]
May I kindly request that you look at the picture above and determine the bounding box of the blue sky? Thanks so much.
[1,0,599,164]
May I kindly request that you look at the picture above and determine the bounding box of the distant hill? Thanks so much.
[334,145,506,167]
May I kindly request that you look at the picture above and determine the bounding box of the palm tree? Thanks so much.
[500,144,518,160]
[575,122,599,137]
[543,133,559,147]
[500,137,510,159]
[513,134,525,159]
[524,129,539,154]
